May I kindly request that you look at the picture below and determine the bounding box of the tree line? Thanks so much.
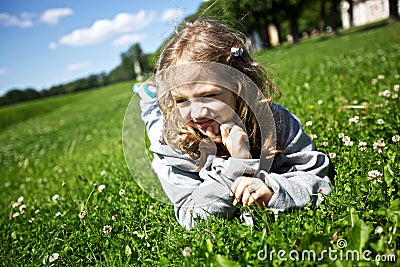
[194,0,399,46]
[1,0,398,107]
[0,43,150,107]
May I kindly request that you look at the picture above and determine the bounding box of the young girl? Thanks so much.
[136,18,332,229]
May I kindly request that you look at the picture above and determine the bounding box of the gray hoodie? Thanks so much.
[139,92,332,230]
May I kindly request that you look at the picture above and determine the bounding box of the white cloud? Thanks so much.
[161,8,184,22]
[40,8,74,25]
[0,12,34,28]
[112,33,147,46]
[58,10,154,47]
[0,68,8,75]
[66,61,92,72]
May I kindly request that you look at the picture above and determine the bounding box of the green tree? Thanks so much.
[196,0,327,45]
[0,88,41,106]
[328,0,342,35]
[197,0,280,48]
[120,43,150,81]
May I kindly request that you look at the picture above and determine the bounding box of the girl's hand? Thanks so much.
[230,177,274,207]
[206,122,251,159]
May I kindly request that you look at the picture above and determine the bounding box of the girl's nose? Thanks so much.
[190,101,208,119]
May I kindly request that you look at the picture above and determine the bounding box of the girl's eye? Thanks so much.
[176,99,191,108]
[175,99,186,104]
[206,93,219,98]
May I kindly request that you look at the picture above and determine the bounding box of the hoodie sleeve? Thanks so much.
[262,103,332,210]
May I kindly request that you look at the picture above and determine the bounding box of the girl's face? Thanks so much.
[171,84,237,136]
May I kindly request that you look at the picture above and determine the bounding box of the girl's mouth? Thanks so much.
[194,119,215,130]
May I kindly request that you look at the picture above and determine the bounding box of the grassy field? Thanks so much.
[1,22,399,266]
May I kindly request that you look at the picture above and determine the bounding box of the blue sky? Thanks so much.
[0,0,204,96]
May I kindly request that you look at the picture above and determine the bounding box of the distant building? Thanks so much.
[341,0,399,29]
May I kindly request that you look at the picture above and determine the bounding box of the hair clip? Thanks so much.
[230,47,243,57]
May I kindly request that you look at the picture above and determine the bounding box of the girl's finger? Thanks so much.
[220,123,234,145]
[206,127,222,143]
[247,193,256,206]
[230,176,244,194]
[241,187,252,206]
[248,178,264,193]
[249,185,271,208]
[232,177,251,202]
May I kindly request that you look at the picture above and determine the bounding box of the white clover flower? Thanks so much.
[55,212,62,217]
[62,181,66,187]
[379,90,391,98]
[12,212,20,219]
[342,135,350,142]
[17,196,24,203]
[62,223,67,229]
[394,84,400,91]
[48,253,59,263]
[310,134,317,140]
[119,189,126,197]
[359,141,367,151]
[376,119,384,125]
[318,100,323,105]
[100,170,106,176]
[52,194,59,202]
[19,204,26,213]
[321,142,328,147]
[373,139,386,153]
[371,78,378,85]
[305,121,313,127]
[182,247,192,257]
[304,82,310,90]
[79,210,87,219]
[392,93,398,99]
[338,133,344,139]
[377,74,385,80]
[35,209,40,214]
[368,170,382,177]
[392,135,400,143]
[375,226,384,234]
[349,115,360,124]
[29,217,35,223]
[11,202,19,209]
[98,184,106,192]
[329,153,336,159]
[341,136,353,146]
[103,225,112,234]
[112,215,118,221]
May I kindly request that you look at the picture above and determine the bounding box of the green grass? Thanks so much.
[1,22,399,266]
